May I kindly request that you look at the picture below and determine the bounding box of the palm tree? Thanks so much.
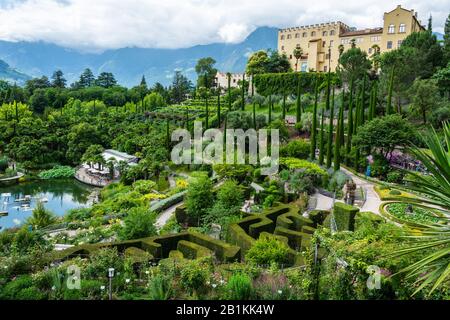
[338,44,345,57]
[371,44,381,71]
[394,123,450,295]
[293,47,303,72]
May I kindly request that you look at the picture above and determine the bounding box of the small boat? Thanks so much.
[0,211,8,216]
[40,197,49,203]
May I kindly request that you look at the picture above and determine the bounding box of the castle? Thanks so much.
[278,5,425,72]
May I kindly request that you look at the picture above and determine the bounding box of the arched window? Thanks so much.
[295,33,300,38]
[280,35,285,40]
[330,30,335,36]
[322,31,328,36]
[287,34,292,39]
[302,32,307,37]
[311,31,316,37]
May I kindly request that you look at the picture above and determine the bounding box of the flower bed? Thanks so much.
[382,202,441,224]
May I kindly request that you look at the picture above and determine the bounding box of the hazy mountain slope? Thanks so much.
[0,27,278,87]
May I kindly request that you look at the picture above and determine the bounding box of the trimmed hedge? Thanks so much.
[177,240,212,259]
[150,191,186,213]
[308,210,330,226]
[274,226,311,251]
[55,231,240,263]
[333,202,359,231]
[228,203,315,266]
[253,72,332,96]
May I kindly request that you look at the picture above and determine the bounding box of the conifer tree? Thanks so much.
[387,67,395,115]
[296,77,302,123]
[345,78,354,165]
[334,89,344,171]
[318,107,325,166]
[310,78,319,159]
[326,87,335,168]
[217,85,221,126]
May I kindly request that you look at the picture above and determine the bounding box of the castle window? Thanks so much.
[302,32,307,37]
[280,35,285,40]
[388,24,395,34]
[330,30,336,36]
[324,66,328,72]
[287,34,292,39]
[387,41,393,49]
[330,40,334,47]
[323,41,326,47]
[399,23,406,33]
[295,33,300,38]
[281,45,285,50]
[322,31,328,36]
[311,31,316,37]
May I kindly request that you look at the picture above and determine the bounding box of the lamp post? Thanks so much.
[108,267,115,300]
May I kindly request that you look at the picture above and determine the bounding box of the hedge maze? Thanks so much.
[55,231,240,264]
[228,204,330,266]
[55,203,364,268]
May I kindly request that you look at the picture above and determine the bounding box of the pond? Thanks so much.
[0,179,95,230]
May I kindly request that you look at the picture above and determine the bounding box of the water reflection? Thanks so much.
[0,179,94,230]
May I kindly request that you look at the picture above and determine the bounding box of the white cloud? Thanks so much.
[0,0,447,52]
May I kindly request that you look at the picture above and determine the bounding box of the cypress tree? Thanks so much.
[204,75,209,129]
[345,78,354,165]
[310,78,319,159]
[268,95,272,124]
[217,85,221,126]
[353,89,362,171]
[253,101,257,129]
[334,89,344,171]
[318,108,325,166]
[339,90,345,147]
[223,113,227,145]
[227,73,232,111]
[371,81,378,120]
[241,73,245,111]
[361,75,366,125]
[320,70,331,165]
[326,86,335,168]
[296,77,302,123]
[387,67,395,115]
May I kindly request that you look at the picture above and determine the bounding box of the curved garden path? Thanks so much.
[309,167,382,215]
[340,167,382,214]
[155,201,184,229]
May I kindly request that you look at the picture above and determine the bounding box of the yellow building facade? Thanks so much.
[278,5,426,72]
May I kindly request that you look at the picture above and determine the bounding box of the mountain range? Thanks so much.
[0,59,30,85]
[0,27,278,87]
[0,29,445,88]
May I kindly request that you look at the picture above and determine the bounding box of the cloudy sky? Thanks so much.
[0,0,448,52]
